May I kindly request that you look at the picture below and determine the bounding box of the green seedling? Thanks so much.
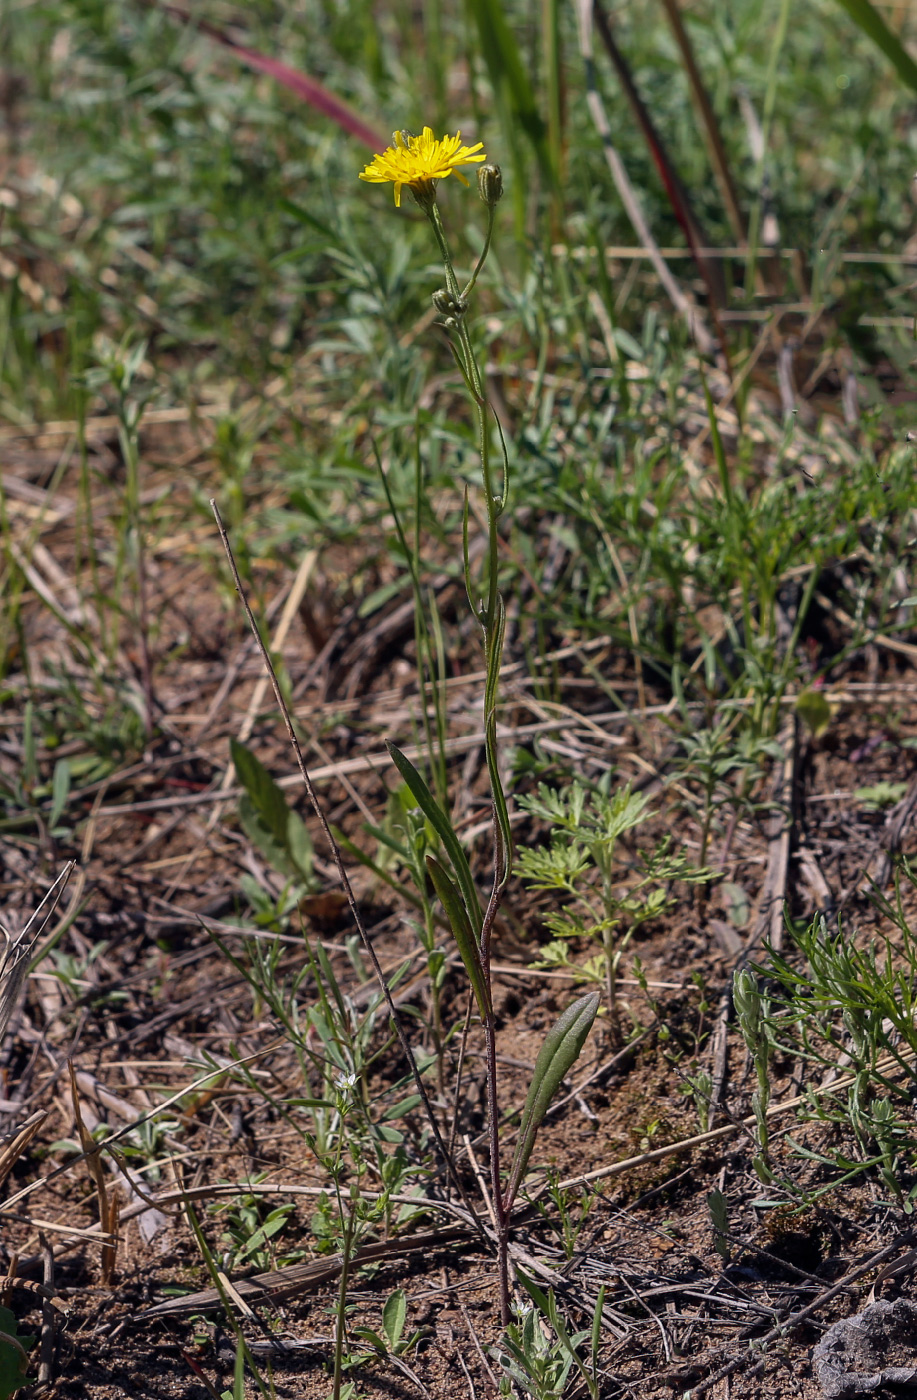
[0,1308,35,1400]
[492,1272,603,1400]
[231,739,317,892]
[352,1287,423,1363]
[732,967,774,1180]
[211,1186,305,1273]
[518,776,714,1042]
[682,1069,714,1135]
[535,1170,601,1261]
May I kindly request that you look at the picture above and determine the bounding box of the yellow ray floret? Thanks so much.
[359,127,486,207]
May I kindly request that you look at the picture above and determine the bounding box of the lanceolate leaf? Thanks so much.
[382,1289,407,1354]
[504,992,600,1210]
[387,742,482,936]
[427,856,491,1019]
[231,739,315,886]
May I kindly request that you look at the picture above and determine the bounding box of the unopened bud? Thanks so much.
[477,163,504,208]
[432,288,466,320]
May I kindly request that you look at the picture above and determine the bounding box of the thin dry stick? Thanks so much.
[37,1233,57,1389]
[0,1114,48,1193]
[163,550,318,901]
[587,507,646,714]
[210,500,483,1237]
[0,864,75,1048]
[556,1044,917,1193]
[68,1064,118,1284]
[447,994,476,1160]
[462,1133,500,1235]
[0,1041,283,1216]
[684,1232,917,1399]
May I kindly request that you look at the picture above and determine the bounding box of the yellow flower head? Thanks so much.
[359,127,486,208]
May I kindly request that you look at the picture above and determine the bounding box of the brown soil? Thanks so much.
[3,411,917,1400]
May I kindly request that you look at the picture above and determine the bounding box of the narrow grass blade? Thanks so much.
[465,0,556,188]
[181,1194,273,1399]
[504,992,600,1209]
[427,855,491,1019]
[542,0,565,228]
[158,2,387,148]
[386,742,482,936]
[832,0,917,92]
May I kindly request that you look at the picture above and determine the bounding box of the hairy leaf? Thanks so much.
[504,992,600,1209]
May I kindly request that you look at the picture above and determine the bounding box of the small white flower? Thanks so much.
[336,1071,358,1091]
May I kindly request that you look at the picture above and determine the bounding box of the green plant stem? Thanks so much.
[425,194,513,1323]
[211,502,486,1238]
[462,202,497,303]
[332,1205,357,1400]
[117,396,154,735]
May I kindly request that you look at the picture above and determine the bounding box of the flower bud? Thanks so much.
[477,163,504,208]
[432,288,466,320]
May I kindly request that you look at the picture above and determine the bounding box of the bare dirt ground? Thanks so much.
[4,407,917,1400]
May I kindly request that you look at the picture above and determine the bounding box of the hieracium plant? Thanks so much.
[359,129,599,1322]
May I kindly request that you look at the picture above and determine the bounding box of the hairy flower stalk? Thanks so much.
[360,127,518,1318]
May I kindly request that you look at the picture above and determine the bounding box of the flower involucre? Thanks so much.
[359,127,486,207]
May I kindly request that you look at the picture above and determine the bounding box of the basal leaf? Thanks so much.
[504,992,600,1209]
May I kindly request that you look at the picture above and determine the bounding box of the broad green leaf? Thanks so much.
[380,1094,422,1121]
[351,1328,386,1356]
[504,992,600,1209]
[0,1307,34,1399]
[382,1288,406,1352]
[231,739,315,887]
[426,856,491,1019]
[386,743,481,935]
